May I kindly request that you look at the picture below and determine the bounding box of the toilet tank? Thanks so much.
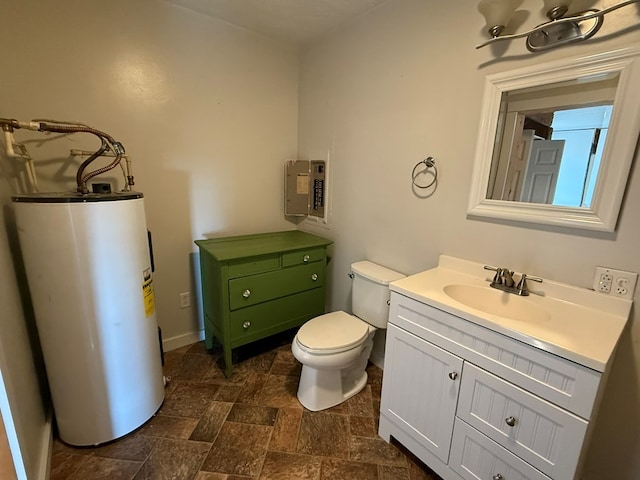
[351,261,406,328]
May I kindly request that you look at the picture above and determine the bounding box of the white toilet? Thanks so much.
[292,260,405,411]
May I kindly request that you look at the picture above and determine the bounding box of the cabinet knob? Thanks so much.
[505,416,516,427]
[493,475,504,480]
[448,371,458,381]
[242,289,251,298]
[303,254,310,263]
[242,321,251,329]
[311,273,318,281]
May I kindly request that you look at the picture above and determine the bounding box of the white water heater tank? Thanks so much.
[12,192,165,446]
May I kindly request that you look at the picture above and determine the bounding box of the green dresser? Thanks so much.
[195,230,333,377]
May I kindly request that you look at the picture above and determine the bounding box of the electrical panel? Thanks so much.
[284,160,325,218]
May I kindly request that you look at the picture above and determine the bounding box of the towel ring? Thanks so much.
[412,157,438,189]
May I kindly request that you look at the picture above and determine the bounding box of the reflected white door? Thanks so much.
[520,139,565,203]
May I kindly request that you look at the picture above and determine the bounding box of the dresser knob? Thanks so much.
[505,416,516,427]
[448,371,458,381]
[311,273,318,281]
[242,289,251,298]
[303,254,310,263]
[242,321,251,329]
[493,474,503,480]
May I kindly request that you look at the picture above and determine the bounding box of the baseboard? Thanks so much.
[39,412,52,480]
[162,330,204,352]
[370,329,386,369]
[369,351,385,370]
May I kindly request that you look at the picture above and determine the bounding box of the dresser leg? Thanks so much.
[223,347,233,378]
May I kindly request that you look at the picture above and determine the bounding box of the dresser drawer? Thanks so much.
[228,262,324,310]
[227,254,281,277]
[390,292,601,418]
[457,363,587,480]
[282,247,325,267]
[229,288,325,344]
[450,419,551,480]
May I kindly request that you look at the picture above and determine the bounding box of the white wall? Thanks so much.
[0,0,299,476]
[0,0,299,344]
[298,0,640,478]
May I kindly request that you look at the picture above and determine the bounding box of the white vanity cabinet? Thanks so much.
[379,292,604,480]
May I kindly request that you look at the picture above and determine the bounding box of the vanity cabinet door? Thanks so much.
[380,323,463,463]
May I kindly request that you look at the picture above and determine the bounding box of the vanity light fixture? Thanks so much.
[477,0,640,51]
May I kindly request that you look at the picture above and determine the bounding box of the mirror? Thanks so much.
[468,47,640,232]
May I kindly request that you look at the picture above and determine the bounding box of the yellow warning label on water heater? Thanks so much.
[142,278,155,317]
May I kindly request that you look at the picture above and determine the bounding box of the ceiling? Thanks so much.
[164,0,391,46]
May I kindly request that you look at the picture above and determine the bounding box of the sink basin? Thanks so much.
[443,284,550,323]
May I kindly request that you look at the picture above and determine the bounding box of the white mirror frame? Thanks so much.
[468,46,640,232]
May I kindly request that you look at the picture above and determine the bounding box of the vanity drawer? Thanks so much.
[228,288,325,344]
[450,419,551,480]
[228,262,324,310]
[281,247,325,267]
[227,254,281,278]
[389,292,601,418]
[457,363,587,480]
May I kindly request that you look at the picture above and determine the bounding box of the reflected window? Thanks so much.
[549,105,612,207]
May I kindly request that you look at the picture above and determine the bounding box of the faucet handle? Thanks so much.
[484,265,503,285]
[519,273,543,284]
[516,273,543,295]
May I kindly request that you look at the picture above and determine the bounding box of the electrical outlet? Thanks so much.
[596,271,612,293]
[593,267,638,299]
[179,292,191,308]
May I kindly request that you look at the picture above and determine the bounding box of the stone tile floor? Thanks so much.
[50,331,441,480]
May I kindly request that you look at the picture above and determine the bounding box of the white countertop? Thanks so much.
[389,255,632,372]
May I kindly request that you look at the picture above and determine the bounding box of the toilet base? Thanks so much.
[293,329,375,412]
[297,367,368,412]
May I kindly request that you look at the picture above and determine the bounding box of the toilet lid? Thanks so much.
[297,311,369,352]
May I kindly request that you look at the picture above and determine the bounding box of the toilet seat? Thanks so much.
[296,311,370,354]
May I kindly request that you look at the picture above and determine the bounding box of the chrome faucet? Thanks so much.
[501,268,515,288]
[484,265,542,296]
